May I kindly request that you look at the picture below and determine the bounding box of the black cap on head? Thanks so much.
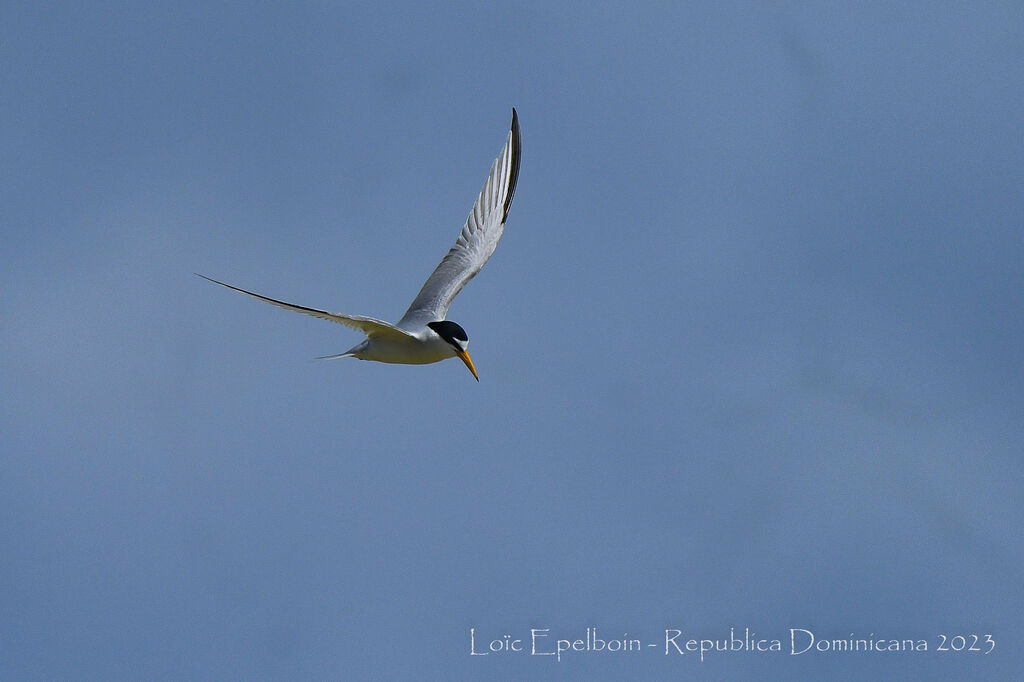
[427,320,469,348]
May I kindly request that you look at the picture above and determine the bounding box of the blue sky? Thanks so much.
[2,2,1022,679]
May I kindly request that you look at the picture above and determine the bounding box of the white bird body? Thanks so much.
[340,329,454,365]
[200,109,521,381]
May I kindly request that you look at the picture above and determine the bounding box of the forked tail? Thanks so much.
[315,352,357,360]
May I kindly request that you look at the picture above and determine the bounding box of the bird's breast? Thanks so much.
[355,334,454,365]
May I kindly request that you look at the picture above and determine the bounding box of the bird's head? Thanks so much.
[427,320,478,381]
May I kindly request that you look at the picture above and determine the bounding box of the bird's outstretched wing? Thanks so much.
[196,274,414,339]
[397,108,521,329]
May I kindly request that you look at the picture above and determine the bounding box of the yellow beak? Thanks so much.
[455,349,479,381]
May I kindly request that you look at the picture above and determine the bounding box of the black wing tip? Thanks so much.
[196,272,241,292]
[502,108,521,223]
[195,272,223,286]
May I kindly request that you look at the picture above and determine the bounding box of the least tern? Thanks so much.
[199,108,521,381]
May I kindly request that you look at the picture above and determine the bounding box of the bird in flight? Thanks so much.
[199,109,521,381]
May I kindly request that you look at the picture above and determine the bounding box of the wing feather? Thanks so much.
[397,108,521,329]
[196,274,414,339]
